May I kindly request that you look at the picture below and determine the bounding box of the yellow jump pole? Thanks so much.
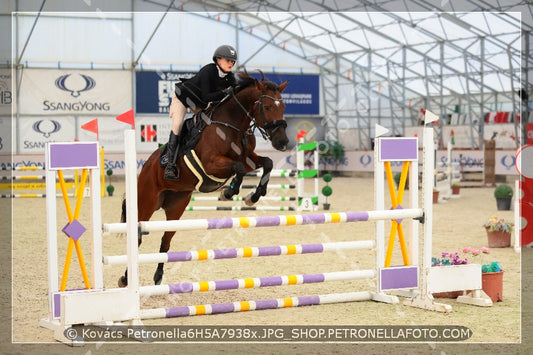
[58,170,74,292]
[100,147,105,197]
[383,161,411,267]
[58,169,92,291]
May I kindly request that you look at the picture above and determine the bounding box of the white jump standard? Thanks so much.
[40,111,492,344]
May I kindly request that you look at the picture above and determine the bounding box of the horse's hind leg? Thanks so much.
[153,191,192,285]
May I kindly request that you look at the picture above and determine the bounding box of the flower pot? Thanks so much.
[482,271,504,302]
[486,229,511,248]
[451,185,460,195]
[323,203,330,210]
[495,197,512,211]
[432,290,463,299]
[433,190,439,204]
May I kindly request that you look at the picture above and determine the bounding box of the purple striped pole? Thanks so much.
[102,240,374,266]
[139,270,375,297]
[140,291,375,319]
[103,208,422,235]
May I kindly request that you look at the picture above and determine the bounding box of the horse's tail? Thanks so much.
[120,198,127,223]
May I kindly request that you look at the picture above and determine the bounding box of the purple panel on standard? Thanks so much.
[54,293,61,318]
[379,138,418,162]
[380,266,418,291]
[167,251,192,262]
[48,142,99,170]
[165,306,190,318]
[61,220,86,241]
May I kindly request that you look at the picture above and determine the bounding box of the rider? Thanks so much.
[164,45,238,180]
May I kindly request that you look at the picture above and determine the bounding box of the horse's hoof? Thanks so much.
[153,270,163,285]
[220,189,231,201]
[118,276,127,288]
[244,192,255,206]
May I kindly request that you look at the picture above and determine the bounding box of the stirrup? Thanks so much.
[164,164,179,180]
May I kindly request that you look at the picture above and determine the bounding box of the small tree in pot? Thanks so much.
[494,184,513,210]
[322,173,333,210]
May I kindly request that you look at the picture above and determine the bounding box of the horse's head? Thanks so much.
[252,77,290,151]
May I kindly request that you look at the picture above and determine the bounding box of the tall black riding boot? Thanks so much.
[164,132,180,180]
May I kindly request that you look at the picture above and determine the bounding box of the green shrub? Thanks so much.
[493,184,513,198]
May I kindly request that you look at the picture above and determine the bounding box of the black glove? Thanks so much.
[222,86,234,96]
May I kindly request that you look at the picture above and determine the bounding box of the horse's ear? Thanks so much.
[278,80,289,93]
[255,79,265,91]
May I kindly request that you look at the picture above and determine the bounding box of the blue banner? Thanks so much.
[135,71,319,115]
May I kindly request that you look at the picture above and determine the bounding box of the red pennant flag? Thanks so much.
[116,109,135,129]
[296,130,307,140]
[81,118,99,140]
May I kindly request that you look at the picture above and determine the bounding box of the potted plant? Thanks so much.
[483,215,513,247]
[433,189,439,204]
[106,169,114,196]
[330,141,345,176]
[451,181,461,195]
[432,246,503,302]
[494,183,513,210]
[321,173,333,210]
[431,251,468,298]
[106,184,115,197]
[463,246,504,303]
[393,172,409,190]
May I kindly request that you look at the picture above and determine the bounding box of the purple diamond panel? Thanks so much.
[62,219,86,241]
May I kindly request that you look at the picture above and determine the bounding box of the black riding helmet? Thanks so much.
[212,45,238,63]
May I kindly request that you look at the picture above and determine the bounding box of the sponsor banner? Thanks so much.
[18,116,76,153]
[136,71,320,115]
[134,115,172,153]
[8,149,519,176]
[0,68,12,115]
[0,116,12,154]
[249,73,320,115]
[19,69,132,115]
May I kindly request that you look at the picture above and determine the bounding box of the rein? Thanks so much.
[211,89,286,142]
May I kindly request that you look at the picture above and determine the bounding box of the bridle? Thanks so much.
[212,88,287,142]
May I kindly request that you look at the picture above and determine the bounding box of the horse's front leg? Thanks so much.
[220,161,247,201]
[244,155,272,206]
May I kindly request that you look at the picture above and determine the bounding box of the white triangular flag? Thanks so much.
[375,124,389,138]
[425,110,439,124]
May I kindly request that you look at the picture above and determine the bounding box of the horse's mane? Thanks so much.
[236,70,278,92]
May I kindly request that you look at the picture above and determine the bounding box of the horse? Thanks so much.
[118,71,289,287]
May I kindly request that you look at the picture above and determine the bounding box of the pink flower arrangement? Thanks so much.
[483,215,514,233]
[433,246,502,273]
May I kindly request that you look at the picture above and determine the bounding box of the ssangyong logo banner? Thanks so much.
[136,71,320,115]
[19,69,132,115]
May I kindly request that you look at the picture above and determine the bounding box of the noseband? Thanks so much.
[250,94,287,141]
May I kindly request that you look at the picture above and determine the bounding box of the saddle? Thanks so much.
[159,110,211,168]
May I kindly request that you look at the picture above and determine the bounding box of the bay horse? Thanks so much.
[118,71,289,287]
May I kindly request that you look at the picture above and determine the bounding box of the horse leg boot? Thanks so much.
[164,132,180,180]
